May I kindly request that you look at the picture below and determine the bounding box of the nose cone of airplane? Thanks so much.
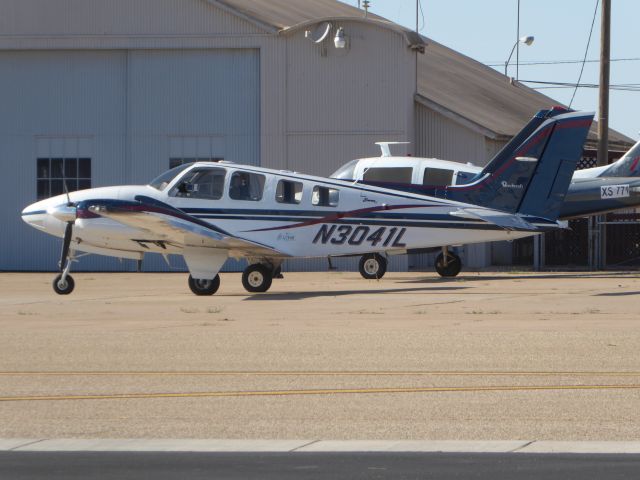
[21,200,51,231]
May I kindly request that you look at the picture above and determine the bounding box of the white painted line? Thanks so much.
[297,440,529,453]
[518,441,640,454]
[8,439,312,452]
[3,439,640,454]
[0,439,42,451]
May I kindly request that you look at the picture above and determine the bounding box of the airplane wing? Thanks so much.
[80,196,286,258]
[450,208,539,231]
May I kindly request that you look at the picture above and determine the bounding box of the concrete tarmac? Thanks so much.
[0,271,639,440]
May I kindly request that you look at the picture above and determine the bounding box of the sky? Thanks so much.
[339,0,638,141]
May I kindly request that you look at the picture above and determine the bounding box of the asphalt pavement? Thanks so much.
[2,452,640,480]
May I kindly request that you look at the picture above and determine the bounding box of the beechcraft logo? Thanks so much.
[501,181,524,189]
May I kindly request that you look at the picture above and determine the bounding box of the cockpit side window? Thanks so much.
[229,171,266,201]
[149,163,194,191]
[170,167,226,200]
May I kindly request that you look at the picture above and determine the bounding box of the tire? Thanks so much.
[52,274,75,295]
[435,252,462,277]
[188,274,220,296]
[242,264,273,293]
[358,253,387,280]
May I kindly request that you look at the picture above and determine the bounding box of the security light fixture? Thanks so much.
[334,27,347,49]
[504,35,534,77]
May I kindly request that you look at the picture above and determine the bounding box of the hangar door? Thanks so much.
[0,49,260,272]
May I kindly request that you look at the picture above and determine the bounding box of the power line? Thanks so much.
[521,79,640,92]
[569,0,599,107]
[484,57,640,66]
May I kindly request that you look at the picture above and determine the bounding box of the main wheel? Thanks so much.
[242,264,273,293]
[52,274,75,295]
[358,253,387,280]
[435,252,462,277]
[188,274,220,296]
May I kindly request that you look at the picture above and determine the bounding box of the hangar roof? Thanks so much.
[211,0,424,47]
[212,0,633,149]
[416,39,633,149]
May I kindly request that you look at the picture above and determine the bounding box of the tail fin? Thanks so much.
[597,139,640,177]
[447,108,593,219]
[517,111,594,220]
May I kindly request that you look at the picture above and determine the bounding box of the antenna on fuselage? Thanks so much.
[374,141,410,157]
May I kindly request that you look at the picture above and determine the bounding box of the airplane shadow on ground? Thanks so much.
[594,291,640,297]
[397,272,640,285]
[242,285,469,301]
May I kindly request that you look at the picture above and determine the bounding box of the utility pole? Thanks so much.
[516,0,520,80]
[595,0,611,270]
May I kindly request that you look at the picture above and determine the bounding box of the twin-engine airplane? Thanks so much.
[333,110,640,278]
[22,109,593,295]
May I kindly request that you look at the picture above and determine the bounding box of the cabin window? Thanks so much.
[423,168,454,186]
[171,167,226,200]
[455,170,477,185]
[37,157,91,200]
[276,180,303,204]
[363,167,413,184]
[229,171,266,201]
[312,186,339,207]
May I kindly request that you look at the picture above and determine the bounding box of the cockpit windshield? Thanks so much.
[330,159,359,180]
[149,163,194,191]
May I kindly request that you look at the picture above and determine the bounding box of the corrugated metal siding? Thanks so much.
[284,21,416,177]
[127,49,260,184]
[415,102,488,166]
[0,50,128,271]
[0,0,266,36]
[1,49,260,272]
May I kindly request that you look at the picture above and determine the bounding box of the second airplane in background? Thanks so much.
[332,108,639,278]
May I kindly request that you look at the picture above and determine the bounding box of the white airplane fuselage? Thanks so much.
[22,162,547,264]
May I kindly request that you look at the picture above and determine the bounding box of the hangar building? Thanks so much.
[1,0,632,272]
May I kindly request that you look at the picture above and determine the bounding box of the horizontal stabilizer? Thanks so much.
[450,208,538,231]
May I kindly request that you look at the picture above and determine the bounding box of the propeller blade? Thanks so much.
[62,176,72,206]
[59,222,73,272]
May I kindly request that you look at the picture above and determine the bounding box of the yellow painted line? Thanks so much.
[1,371,640,377]
[2,384,640,402]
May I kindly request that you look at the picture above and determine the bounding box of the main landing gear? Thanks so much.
[242,264,273,293]
[358,253,387,280]
[435,247,462,278]
[187,262,281,296]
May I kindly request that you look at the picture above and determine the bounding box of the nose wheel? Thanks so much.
[52,273,75,295]
[188,274,221,296]
[242,264,273,293]
[358,253,387,280]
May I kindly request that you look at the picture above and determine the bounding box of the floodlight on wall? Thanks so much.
[334,27,347,49]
